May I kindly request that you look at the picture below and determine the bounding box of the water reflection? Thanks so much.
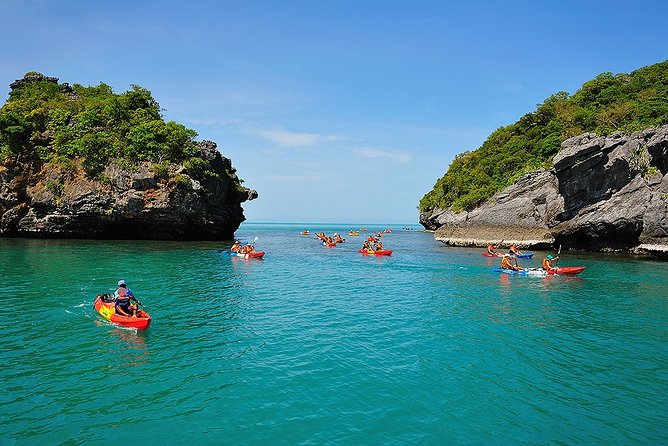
[107,328,151,367]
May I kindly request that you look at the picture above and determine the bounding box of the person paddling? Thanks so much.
[542,254,559,272]
[114,280,140,317]
[509,243,522,256]
[487,243,499,255]
[501,254,522,271]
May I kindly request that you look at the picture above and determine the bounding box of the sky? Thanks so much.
[1,0,667,224]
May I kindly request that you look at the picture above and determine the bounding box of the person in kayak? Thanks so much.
[231,240,242,253]
[362,240,371,251]
[334,233,344,243]
[487,243,499,255]
[114,280,139,317]
[542,254,559,272]
[501,254,523,271]
[509,243,522,256]
[376,240,384,251]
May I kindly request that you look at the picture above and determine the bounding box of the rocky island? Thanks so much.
[0,73,256,240]
[419,61,668,258]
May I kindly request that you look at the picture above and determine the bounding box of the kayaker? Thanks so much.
[362,240,371,251]
[376,240,384,251]
[542,254,559,272]
[509,243,522,256]
[501,254,522,271]
[487,243,498,255]
[335,234,344,243]
[114,280,139,317]
[231,240,241,253]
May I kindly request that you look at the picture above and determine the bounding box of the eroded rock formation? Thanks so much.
[420,126,668,257]
[0,141,257,240]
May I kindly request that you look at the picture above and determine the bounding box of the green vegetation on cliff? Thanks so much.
[0,73,228,184]
[420,60,668,213]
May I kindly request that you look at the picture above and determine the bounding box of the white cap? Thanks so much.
[118,279,126,286]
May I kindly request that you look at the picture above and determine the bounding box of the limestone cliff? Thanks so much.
[420,126,668,258]
[0,141,257,240]
[0,73,257,240]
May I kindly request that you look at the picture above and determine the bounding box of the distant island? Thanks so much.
[419,61,668,258]
[0,72,257,240]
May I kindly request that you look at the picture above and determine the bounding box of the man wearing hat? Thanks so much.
[542,255,559,272]
[114,279,139,317]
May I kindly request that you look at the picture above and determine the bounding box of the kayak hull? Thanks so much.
[548,266,585,275]
[492,266,585,276]
[359,249,393,256]
[94,295,151,331]
[482,252,533,258]
[229,251,265,258]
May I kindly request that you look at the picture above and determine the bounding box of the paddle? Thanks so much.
[251,236,258,249]
[554,244,562,267]
[134,298,147,311]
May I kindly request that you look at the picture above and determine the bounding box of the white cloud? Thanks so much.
[358,148,412,164]
[184,118,338,148]
[252,128,337,147]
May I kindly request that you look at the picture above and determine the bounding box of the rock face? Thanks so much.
[420,125,668,257]
[0,141,258,240]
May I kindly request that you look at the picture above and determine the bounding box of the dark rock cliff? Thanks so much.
[0,73,257,240]
[420,125,668,257]
[0,141,258,240]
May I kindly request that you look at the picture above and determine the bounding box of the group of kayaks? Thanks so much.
[92,234,586,332]
[313,231,393,256]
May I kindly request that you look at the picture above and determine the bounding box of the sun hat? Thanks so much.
[546,255,553,260]
[118,279,126,286]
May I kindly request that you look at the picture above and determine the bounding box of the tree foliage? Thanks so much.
[420,60,668,213]
[0,74,201,178]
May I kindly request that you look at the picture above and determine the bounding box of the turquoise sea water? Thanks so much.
[1,222,667,445]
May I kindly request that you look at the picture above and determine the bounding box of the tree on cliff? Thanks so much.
[420,60,668,214]
[0,72,225,185]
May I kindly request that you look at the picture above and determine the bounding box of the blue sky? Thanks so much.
[1,0,667,224]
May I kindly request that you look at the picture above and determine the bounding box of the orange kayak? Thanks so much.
[94,295,152,331]
[359,249,392,256]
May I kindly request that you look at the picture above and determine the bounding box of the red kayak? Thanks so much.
[548,266,586,275]
[94,295,152,331]
[482,252,501,257]
[230,251,265,258]
[359,249,393,256]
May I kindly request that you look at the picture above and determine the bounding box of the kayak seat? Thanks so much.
[97,293,115,303]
